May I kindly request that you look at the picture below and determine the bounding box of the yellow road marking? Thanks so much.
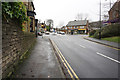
[83,37,120,51]
[102,45,120,51]
[57,47,79,79]
[52,40,74,80]
[51,39,79,80]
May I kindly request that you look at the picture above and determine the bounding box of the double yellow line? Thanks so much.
[102,45,120,51]
[50,39,79,80]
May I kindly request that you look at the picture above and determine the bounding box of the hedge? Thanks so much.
[89,30,96,36]
[92,23,120,39]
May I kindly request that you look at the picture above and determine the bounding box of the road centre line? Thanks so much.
[96,52,120,64]
[79,45,86,48]
[67,38,69,40]
[51,39,79,80]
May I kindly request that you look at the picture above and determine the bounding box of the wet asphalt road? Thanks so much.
[49,34,119,78]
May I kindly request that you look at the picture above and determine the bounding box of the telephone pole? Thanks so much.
[99,0,102,40]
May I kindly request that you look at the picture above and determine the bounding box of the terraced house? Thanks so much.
[66,20,89,34]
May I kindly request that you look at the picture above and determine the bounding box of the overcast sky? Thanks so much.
[33,0,117,28]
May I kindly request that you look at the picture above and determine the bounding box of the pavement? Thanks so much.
[13,36,65,78]
[83,36,120,49]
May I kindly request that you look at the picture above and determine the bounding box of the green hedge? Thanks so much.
[89,30,96,36]
[93,29,100,39]
[2,2,28,24]
[92,23,120,39]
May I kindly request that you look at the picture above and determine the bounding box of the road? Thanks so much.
[49,34,119,79]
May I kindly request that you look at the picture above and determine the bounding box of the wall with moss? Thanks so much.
[2,17,36,78]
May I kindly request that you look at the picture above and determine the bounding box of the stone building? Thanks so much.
[23,2,36,32]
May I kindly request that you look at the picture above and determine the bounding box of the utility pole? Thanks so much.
[103,0,113,21]
[110,0,111,9]
[99,0,102,40]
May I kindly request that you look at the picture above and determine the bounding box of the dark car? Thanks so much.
[57,31,61,34]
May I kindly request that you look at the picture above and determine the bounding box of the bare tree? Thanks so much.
[46,19,54,28]
[38,19,41,23]
[75,13,83,20]
[75,13,89,20]
[84,13,89,20]
[58,21,64,28]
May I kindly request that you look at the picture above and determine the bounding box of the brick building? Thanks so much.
[66,20,89,34]
[108,0,120,23]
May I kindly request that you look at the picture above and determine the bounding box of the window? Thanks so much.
[75,26,78,28]
[80,26,84,29]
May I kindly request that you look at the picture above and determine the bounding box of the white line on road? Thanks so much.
[96,52,120,64]
[67,39,69,41]
[79,45,86,48]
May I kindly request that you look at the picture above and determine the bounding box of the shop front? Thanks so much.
[78,29,86,34]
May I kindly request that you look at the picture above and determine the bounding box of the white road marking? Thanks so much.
[67,39,69,41]
[79,45,86,48]
[96,52,120,64]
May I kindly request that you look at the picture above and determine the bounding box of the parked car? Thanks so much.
[45,31,50,35]
[52,32,57,35]
[38,32,42,36]
[57,31,61,34]
[61,32,65,35]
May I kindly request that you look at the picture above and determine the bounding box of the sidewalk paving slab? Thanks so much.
[13,36,65,78]
[83,37,120,49]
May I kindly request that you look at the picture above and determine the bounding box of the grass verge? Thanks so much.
[101,36,120,43]
[89,36,94,38]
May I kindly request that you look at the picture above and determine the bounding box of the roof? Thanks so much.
[117,0,120,2]
[67,20,88,26]
[109,0,119,13]
[89,21,101,28]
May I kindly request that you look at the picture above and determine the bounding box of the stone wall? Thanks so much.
[2,17,36,78]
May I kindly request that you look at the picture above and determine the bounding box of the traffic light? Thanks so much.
[41,23,44,28]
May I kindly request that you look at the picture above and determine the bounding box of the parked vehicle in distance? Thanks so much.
[52,32,57,35]
[41,29,45,33]
[45,31,50,35]
[38,32,42,36]
[57,31,61,34]
[61,32,65,35]
[74,32,77,34]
